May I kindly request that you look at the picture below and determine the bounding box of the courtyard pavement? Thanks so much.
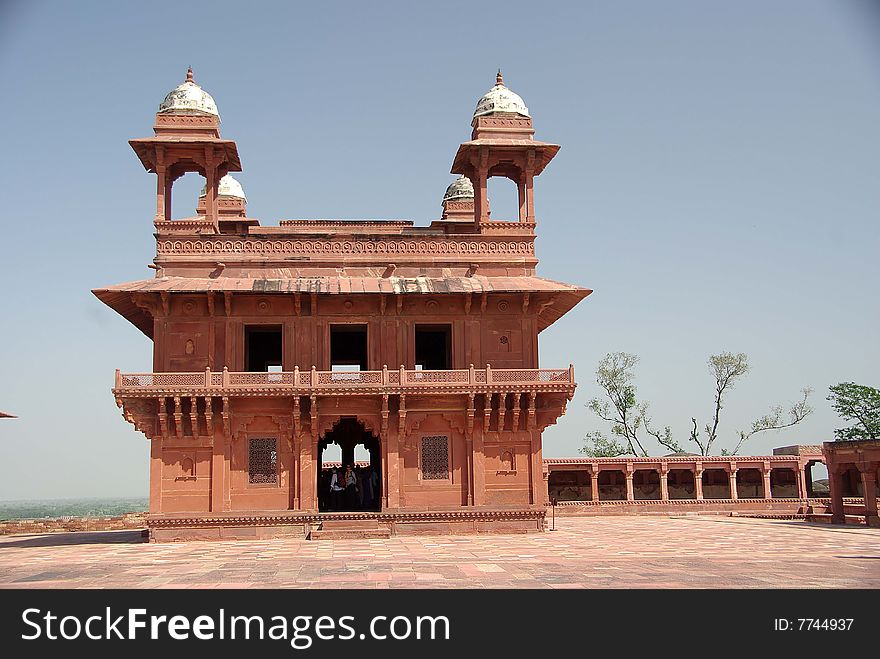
[0,516,877,588]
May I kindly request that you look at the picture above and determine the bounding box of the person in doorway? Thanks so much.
[356,467,365,509]
[329,467,344,511]
[344,464,358,509]
[371,466,380,509]
[362,466,374,509]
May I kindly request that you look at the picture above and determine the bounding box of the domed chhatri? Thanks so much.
[200,174,246,201]
[442,175,474,203]
[158,67,220,117]
[473,70,530,118]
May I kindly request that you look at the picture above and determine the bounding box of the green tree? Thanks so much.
[827,382,880,440]
[582,352,681,457]
[689,352,813,455]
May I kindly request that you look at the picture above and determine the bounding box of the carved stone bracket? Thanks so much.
[158,396,170,438]
[205,396,214,437]
[511,392,521,431]
[173,396,184,440]
[309,394,318,441]
[221,396,231,436]
[483,393,493,433]
[527,391,537,430]
[381,394,389,437]
[498,392,509,432]
[398,394,407,437]
[292,396,301,438]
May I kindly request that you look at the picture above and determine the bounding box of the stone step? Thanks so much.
[308,528,391,541]
[806,513,867,525]
[307,517,391,540]
[319,519,381,531]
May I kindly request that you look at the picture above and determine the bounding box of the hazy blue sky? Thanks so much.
[1,1,878,499]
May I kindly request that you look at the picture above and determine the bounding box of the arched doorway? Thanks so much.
[318,417,382,512]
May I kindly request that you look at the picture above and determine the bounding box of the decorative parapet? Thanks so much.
[542,454,814,467]
[114,365,575,398]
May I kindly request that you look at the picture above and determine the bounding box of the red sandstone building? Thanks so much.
[97,70,869,540]
[96,70,589,540]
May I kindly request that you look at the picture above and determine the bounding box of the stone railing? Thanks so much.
[115,365,574,393]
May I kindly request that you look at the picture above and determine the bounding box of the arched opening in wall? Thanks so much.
[839,464,862,498]
[597,470,626,501]
[170,171,205,221]
[806,461,829,496]
[486,176,519,222]
[668,469,696,499]
[632,469,660,500]
[736,468,764,499]
[548,470,591,501]
[317,417,381,512]
[702,469,730,499]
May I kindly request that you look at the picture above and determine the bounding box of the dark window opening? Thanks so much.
[415,324,452,370]
[245,325,282,372]
[330,324,368,371]
[248,438,278,484]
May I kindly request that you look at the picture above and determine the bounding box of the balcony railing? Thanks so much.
[114,365,574,392]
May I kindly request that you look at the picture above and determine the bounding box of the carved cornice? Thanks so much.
[156,236,535,260]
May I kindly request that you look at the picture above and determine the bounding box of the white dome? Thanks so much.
[443,175,474,203]
[200,174,246,201]
[473,71,529,118]
[158,68,219,117]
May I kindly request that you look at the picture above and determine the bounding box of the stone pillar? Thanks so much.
[149,437,163,514]
[591,468,600,502]
[290,432,300,510]
[803,463,813,498]
[695,465,704,501]
[465,436,475,506]
[386,426,400,509]
[660,466,669,501]
[472,428,486,506]
[795,466,806,500]
[529,430,543,506]
[517,179,527,223]
[525,169,535,223]
[300,434,317,511]
[728,467,738,501]
[204,147,217,226]
[475,158,489,224]
[625,470,634,501]
[828,467,845,524]
[860,466,879,527]
[763,465,772,500]
[211,429,225,513]
[155,164,167,222]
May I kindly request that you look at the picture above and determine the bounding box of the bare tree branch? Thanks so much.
[731,388,814,455]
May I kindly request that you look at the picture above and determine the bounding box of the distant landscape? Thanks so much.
[0,497,148,521]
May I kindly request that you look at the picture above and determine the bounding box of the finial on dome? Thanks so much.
[186,66,194,83]
[496,69,504,86]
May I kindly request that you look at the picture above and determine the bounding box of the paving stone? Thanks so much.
[0,517,877,588]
